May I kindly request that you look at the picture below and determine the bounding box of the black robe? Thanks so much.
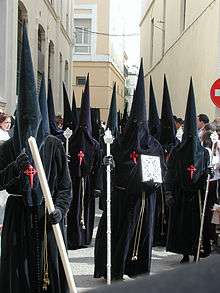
[94,133,165,279]
[67,131,101,250]
[0,135,72,293]
[165,145,209,255]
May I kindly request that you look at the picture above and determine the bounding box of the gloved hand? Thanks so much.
[48,208,62,225]
[207,166,215,179]
[103,155,115,170]
[93,189,101,198]
[16,152,30,173]
[165,191,175,208]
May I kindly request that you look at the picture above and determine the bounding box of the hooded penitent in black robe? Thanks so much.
[153,75,178,246]
[0,25,72,293]
[67,74,101,250]
[165,79,209,257]
[94,59,165,280]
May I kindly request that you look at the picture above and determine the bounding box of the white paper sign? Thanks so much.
[140,154,162,183]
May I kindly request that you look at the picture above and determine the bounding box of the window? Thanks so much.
[59,53,63,102]
[150,18,155,67]
[162,0,166,55]
[180,0,187,32]
[37,25,45,94]
[76,76,86,86]
[66,13,69,32]
[64,61,69,88]
[17,2,27,94]
[74,18,92,54]
[48,41,54,80]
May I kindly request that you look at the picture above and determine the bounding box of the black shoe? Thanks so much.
[180,255,190,264]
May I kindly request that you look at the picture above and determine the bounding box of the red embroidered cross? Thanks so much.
[187,164,197,180]
[24,164,38,189]
[130,151,139,164]
[78,150,85,166]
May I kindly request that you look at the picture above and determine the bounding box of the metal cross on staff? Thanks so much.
[24,164,38,189]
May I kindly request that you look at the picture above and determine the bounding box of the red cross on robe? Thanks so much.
[187,164,197,180]
[78,150,85,166]
[24,164,38,189]
[130,151,139,164]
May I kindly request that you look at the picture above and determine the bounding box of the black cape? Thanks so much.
[0,136,72,293]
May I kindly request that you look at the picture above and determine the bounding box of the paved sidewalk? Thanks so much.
[69,208,181,292]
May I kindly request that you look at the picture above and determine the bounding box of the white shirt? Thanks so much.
[176,127,183,142]
[0,128,10,142]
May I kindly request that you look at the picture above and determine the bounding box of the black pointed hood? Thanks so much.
[121,102,129,133]
[119,58,150,151]
[107,83,118,138]
[148,76,160,140]
[128,59,147,126]
[174,78,208,190]
[79,74,92,135]
[47,79,64,137]
[69,74,99,178]
[71,89,78,133]
[62,83,73,131]
[13,22,41,155]
[160,75,177,150]
[182,78,198,144]
[37,74,50,147]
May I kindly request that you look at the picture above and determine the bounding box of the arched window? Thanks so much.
[16,1,28,94]
[37,24,45,94]
[48,41,55,80]
[64,60,69,89]
[59,53,63,103]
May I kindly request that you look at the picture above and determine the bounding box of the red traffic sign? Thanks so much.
[210,79,220,108]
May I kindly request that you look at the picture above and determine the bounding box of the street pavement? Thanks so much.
[69,201,181,292]
[0,196,182,292]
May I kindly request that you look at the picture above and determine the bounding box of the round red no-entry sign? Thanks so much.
[210,79,220,108]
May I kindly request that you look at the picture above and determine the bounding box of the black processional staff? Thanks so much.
[196,131,218,262]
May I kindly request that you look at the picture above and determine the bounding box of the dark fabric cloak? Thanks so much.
[154,75,178,246]
[0,136,72,293]
[94,59,165,279]
[67,74,102,249]
[165,79,209,256]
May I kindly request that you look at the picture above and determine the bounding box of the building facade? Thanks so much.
[0,0,74,114]
[73,0,126,120]
[140,0,220,119]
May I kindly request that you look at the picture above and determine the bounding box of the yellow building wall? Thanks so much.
[73,61,124,121]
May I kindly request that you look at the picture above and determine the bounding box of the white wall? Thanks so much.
[140,0,220,120]
[0,0,74,114]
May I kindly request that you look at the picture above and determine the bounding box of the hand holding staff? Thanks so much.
[28,136,77,293]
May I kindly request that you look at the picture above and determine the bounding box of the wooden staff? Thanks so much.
[28,136,77,293]
[104,129,114,285]
[196,131,218,262]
